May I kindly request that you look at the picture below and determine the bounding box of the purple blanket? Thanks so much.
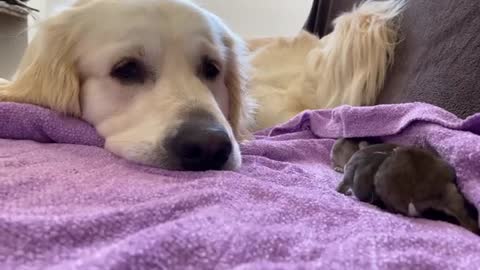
[1,101,480,269]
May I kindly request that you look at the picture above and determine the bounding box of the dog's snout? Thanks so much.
[168,118,232,171]
[175,128,232,170]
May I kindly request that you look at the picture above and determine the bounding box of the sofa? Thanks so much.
[305,0,480,118]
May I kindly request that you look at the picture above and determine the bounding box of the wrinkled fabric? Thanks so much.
[1,101,479,270]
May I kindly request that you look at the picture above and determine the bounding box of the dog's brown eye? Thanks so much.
[110,58,147,84]
[200,58,220,81]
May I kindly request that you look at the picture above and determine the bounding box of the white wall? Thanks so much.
[28,0,312,39]
[195,0,312,38]
[0,14,28,78]
[27,0,46,41]
[27,0,71,40]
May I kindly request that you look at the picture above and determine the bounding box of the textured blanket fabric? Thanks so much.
[1,102,480,269]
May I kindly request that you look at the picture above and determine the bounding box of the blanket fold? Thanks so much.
[1,101,480,269]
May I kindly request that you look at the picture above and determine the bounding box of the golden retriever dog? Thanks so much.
[248,1,405,130]
[0,0,404,171]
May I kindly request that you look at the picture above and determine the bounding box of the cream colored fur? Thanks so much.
[0,0,405,170]
[248,0,405,130]
[0,0,252,170]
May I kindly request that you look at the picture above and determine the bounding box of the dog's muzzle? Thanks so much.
[165,110,232,171]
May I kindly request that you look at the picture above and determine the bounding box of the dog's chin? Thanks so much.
[104,140,242,172]
[128,151,242,172]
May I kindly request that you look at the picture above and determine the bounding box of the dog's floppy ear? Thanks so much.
[222,33,256,141]
[0,7,81,116]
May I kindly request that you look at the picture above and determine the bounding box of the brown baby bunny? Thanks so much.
[331,138,370,173]
[335,142,398,204]
[374,146,479,234]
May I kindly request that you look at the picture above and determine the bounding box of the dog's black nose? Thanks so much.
[170,124,232,171]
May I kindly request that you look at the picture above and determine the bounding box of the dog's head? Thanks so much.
[1,0,254,171]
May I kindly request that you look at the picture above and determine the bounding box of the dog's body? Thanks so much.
[0,0,405,171]
[248,1,404,130]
